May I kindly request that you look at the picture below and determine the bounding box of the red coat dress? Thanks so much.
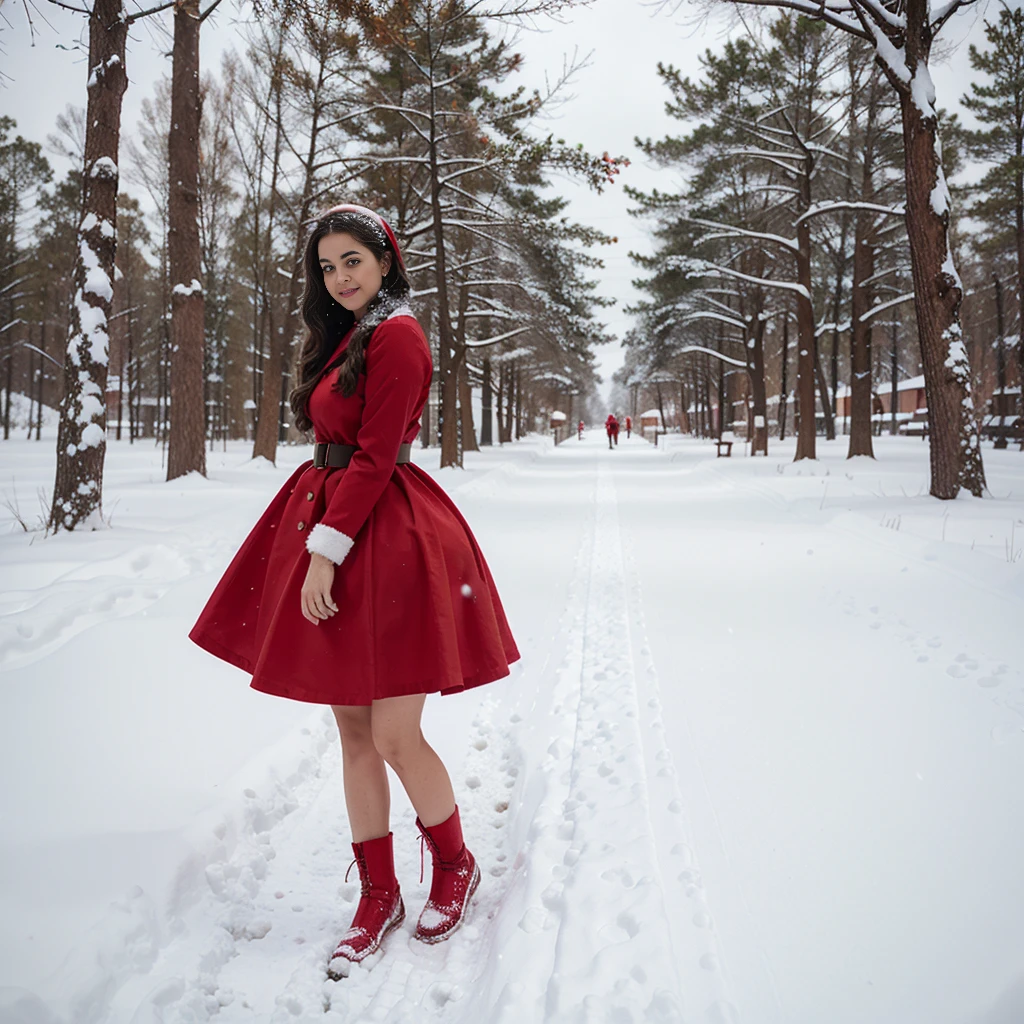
[188,308,520,706]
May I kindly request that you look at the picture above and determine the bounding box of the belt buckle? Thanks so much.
[312,442,327,469]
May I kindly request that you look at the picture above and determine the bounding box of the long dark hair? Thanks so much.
[288,210,412,433]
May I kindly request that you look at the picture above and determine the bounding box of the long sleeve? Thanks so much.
[305,318,431,565]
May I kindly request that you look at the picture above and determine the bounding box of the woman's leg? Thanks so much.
[331,704,390,841]
[369,694,455,828]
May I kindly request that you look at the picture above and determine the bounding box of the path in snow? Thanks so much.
[106,439,733,1024]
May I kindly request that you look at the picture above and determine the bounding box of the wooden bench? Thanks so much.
[716,440,733,458]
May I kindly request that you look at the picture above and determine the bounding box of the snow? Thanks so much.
[78,422,105,450]
[1,392,60,433]
[80,240,113,303]
[1,427,1024,1023]
[867,26,911,87]
[80,214,115,240]
[89,157,118,180]
[941,245,965,294]
[944,324,972,389]
[86,54,121,90]
[172,279,203,298]
[911,58,938,121]
[416,906,447,931]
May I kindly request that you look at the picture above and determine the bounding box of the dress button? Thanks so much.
[306,491,314,501]
[297,520,306,531]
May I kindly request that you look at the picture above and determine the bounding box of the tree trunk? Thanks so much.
[252,27,288,465]
[848,206,875,458]
[4,332,13,440]
[655,381,667,443]
[890,309,899,436]
[495,362,506,443]
[748,316,769,455]
[678,381,689,435]
[1016,122,1024,450]
[514,364,524,439]
[49,0,128,533]
[779,313,790,440]
[815,341,835,441]
[794,166,817,460]
[480,356,492,445]
[459,361,479,452]
[896,1,985,496]
[36,307,46,442]
[167,0,206,482]
[993,272,1008,448]
[427,50,461,467]
[505,364,514,442]
[127,300,136,442]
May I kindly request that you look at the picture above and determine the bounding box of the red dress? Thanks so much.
[188,309,520,705]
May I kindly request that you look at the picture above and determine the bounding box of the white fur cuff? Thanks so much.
[305,522,355,565]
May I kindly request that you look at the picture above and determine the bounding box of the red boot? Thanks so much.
[414,806,481,944]
[327,832,404,977]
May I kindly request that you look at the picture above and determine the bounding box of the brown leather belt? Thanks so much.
[311,441,413,469]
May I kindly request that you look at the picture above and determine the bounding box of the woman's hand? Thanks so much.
[302,553,340,625]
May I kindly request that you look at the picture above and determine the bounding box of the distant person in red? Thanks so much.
[578,419,585,440]
[605,414,619,449]
[624,415,632,438]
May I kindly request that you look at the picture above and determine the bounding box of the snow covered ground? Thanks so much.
[2,415,1023,1024]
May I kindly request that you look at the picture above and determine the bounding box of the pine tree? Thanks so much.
[352,0,623,467]
[962,2,1024,451]
[0,118,53,440]
[693,0,988,498]
[35,0,178,534]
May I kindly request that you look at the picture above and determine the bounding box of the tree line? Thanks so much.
[2,0,622,534]
[618,0,1024,500]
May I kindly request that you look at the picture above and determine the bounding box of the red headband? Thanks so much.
[319,203,405,273]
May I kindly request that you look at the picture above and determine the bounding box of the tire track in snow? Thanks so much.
[617,493,757,1024]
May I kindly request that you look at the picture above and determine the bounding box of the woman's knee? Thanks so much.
[332,705,375,752]
[370,722,424,772]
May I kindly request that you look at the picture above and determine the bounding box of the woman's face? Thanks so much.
[317,231,391,321]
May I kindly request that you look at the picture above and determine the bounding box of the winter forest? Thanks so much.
[3,0,1024,1022]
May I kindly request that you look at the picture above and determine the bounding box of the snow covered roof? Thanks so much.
[550,411,567,421]
[640,409,663,420]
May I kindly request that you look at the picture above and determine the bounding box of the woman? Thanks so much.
[188,204,520,978]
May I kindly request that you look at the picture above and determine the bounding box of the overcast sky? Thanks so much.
[0,0,1000,398]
